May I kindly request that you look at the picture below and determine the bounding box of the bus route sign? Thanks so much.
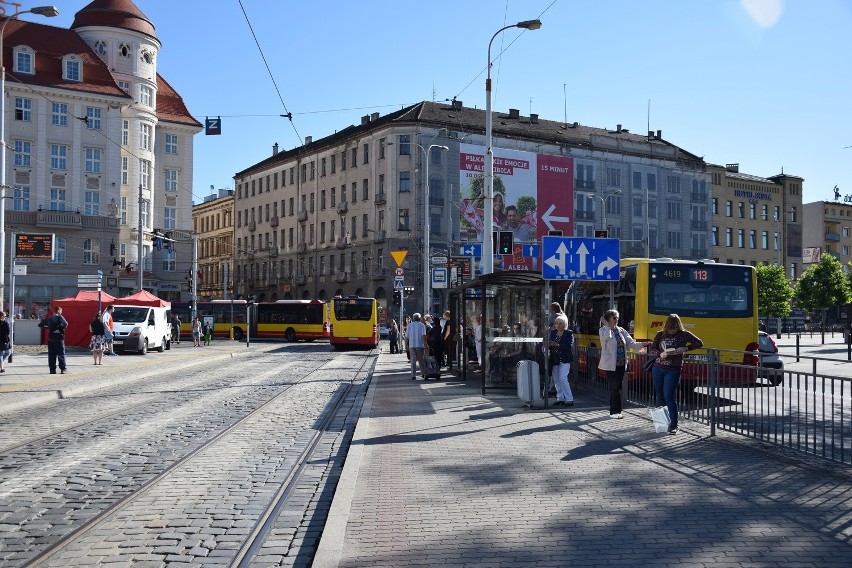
[15,233,55,259]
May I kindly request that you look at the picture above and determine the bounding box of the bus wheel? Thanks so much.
[233,328,244,341]
[285,328,297,342]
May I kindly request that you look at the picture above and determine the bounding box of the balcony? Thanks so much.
[575,210,595,221]
[372,268,387,280]
[336,272,349,283]
[269,216,279,227]
[337,201,348,215]
[576,179,595,190]
[825,232,841,241]
[335,237,348,249]
[298,209,308,222]
[297,243,307,253]
[247,220,256,232]
[690,220,708,230]
[374,193,386,205]
[295,275,306,285]
[34,210,83,229]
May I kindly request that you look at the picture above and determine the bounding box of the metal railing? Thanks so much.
[572,345,852,466]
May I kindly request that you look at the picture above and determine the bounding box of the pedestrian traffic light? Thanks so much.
[498,231,513,255]
[594,229,609,238]
[393,290,401,306]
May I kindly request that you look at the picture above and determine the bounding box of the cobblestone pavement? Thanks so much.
[316,351,852,568]
[0,343,374,567]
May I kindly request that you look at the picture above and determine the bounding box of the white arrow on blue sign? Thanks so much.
[522,243,540,258]
[460,243,481,258]
[541,237,620,281]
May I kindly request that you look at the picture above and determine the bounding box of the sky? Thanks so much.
[45,0,852,205]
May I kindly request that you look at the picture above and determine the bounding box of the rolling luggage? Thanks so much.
[517,360,541,406]
[423,355,441,379]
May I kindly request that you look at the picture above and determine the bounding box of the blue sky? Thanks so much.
[48,0,852,205]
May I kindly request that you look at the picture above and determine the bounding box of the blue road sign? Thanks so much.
[521,243,540,258]
[460,243,482,258]
[541,237,620,281]
[393,277,405,290]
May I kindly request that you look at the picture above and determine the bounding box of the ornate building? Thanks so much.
[192,189,235,300]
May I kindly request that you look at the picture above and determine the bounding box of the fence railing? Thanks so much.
[572,346,852,466]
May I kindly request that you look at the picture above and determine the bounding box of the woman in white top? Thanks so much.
[598,309,646,418]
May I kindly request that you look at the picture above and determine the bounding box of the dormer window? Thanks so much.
[119,43,130,58]
[63,56,82,82]
[13,47,34,74]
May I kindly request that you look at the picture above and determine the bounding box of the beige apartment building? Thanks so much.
[708,163,803,280]
[802,198,852,270]
[192,190,235,300]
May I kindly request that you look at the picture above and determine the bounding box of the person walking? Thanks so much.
[548,314,575,407]
[39,306,68,374]
[89,312,106,365]
[203,321,212,346]
[388,320,400,354]
[172,315,182,344]
[441,310,453,368]
[406,313,427,380]
[649,313,703,434]
[192,317,202,347]
[402,315,411,361]
[599,309,647,419]
[0,311,11,373]
[102,305,117,356]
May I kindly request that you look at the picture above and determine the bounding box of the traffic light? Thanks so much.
[403,286,414,298]
[498,231,513,255]
[392,290,401,306]
[594,229,609,238]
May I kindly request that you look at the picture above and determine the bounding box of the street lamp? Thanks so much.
[587,190,622,231]
[0,5,59,311]
[764,208,795,337]
[483,18,542,274]
[415,142,449,313]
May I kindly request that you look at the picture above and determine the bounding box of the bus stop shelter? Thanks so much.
[451,271,549,395]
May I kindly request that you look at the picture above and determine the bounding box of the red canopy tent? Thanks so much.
[117,290,171,308]
[48,290,117,347]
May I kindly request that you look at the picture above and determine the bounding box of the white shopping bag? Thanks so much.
[649,406,670,433]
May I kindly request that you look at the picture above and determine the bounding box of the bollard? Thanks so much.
[796,334,800,363]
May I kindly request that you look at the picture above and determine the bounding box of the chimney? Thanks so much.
[305,136,312,145]
[573,122,579,128]
[272,142,279,156]
[725,163,739,173]
[530,113,539,123]
[648,130,654,138]
[656,129,662,139]
[508,108,520,119]
[371,112,379,121]
[361,115,370,125]
[451,99,462,110]
[616,124,622,133]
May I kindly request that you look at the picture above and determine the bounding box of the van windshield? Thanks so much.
[112,307,149,323]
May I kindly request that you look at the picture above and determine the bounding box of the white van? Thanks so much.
[110,305,172,354]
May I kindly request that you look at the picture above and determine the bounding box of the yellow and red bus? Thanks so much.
[566,258,759,380]
[329,296,378,349]
[172,300,249,340]
[254,300,329,342]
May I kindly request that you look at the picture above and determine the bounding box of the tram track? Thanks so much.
[21,347,377,567]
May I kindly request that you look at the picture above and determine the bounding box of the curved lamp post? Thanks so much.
[415,142,448,313]
[483,19,541,274]
[0,5,58,311]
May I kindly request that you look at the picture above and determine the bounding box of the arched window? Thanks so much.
[49,237,66,263]
[83,238,100,265]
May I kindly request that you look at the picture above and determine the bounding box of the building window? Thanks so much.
[85,148,101,173]
[761,231,769,249]
[14,97,31,121]
[140,85,152,107]
[362,214,369,237]
[666,201,681,220]
[632,171,641,190]
[121,157,128,185]
[84,191,100,216]
[118,80,130,92]
[351,181,357,203]
[379,138,387,159]
[647,173,656,192]
[86,107,101,129]
[121,196,127,224]
[399,208,410,230]
[749,230,756,249]
[399,171,411,192]
[726,228,733,247]
[50,188,66,211]
[83,238,100,265]
[330,155,336,174]
[738,229,745,248]
[749,202,756,220]
[667,231,681,249]
[139,123,152,150]
[162,249,176,271]
[164,207,176,229]
[94,40,107,56]
[398,135,411,155]
[712,198,718,215]
[164,169,177,192]
[141,50,153,64]
[139,159,151,189]
[52,103,68,126]
[13,186,29,211]
[13,140,31,167]
[341,151,347,170]
[165,133,178,154]
[606,167,621,187]
[50,144,67,170]
[666,176,681,194]
[738,202,745,218]
[712,226,718,246]
[363,178,369,200]
[15,49,33,73]
[64,58,81,81]
[122,120,129,145]
[49,237,66,264]
[363,143,369,164]
[119,43,130,57]
[351,147,358,168]
[726,200,733,217]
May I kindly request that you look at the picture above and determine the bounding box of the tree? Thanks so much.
[516,195,537,218]
[467,173,507,201]
[756,264,794,319]
[793,253,852,330]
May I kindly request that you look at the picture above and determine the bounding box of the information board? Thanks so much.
[15,233,54,259]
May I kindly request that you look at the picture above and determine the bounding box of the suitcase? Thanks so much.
[423,355,441,379]
[517,360,541,405]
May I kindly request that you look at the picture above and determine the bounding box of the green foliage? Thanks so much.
[515,196,537,218]
[467,173,506,200]
[793,254,852,313]
[756,264,794,318]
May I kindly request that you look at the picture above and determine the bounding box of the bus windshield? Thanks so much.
[333,298,374,321]
[648,264,754,318]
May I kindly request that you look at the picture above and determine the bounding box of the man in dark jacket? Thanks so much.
[39,306,68,374]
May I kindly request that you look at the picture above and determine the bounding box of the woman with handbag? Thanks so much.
[649,313,703,434]
[599,310,647,419]
[0,311,10,372]
[548,314,575,407]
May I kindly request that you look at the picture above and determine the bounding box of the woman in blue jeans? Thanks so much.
[649,314,703,434]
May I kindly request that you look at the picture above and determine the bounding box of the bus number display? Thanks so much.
[661,270,681,279]
[689,268,712,282]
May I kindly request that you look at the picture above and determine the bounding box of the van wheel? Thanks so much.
[232,327,244,341]
[165,338,171,351]
[285,328,297,342]
[140,339,148,355]
[156,337,166,352]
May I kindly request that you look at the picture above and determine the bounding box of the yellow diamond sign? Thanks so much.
[390,250,408,267]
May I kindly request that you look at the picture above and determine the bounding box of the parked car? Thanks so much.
[379,323,389,339]
[758,331,784,385]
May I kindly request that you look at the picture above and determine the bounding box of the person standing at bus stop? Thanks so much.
[649,313,703,434]
[102,305,117,356]
[39,306,68,374]
[407,313,427,380]
[599,309,647,419]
